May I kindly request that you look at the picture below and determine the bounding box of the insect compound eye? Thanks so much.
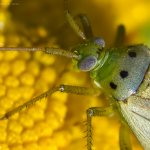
[93,37,105,48]
[78,56,97,71]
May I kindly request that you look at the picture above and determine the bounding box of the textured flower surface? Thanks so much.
[0,0,149,150]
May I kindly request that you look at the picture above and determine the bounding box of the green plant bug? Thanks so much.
[0,0,150,150]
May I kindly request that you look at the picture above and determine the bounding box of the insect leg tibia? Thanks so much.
[0,87,59,120]
[86,106,114,150]
[64,0,87,40]
[119,123,132,150]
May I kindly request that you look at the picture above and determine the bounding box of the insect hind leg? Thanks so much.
[137,66,150,98]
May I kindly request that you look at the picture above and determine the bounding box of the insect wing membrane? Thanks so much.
[119,95,150,150]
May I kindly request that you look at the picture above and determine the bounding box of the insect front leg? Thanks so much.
[75,14,93,38]
[0,84,100,120]
[119,123,132,150]
[64,0,87,40]
[86,106,114,150]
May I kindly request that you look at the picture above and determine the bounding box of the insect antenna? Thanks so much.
[0,47,42,51]
[0,47,79,59]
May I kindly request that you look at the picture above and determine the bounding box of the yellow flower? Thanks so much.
[0,0,149,150]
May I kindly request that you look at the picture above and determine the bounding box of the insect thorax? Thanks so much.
[90,44,150,101]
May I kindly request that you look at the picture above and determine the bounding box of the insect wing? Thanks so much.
[119,95,150,150]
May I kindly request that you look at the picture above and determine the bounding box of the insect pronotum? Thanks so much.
[0,0,150,150]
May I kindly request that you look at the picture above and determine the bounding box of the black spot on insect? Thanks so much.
[120,70,128,78]
[110,82,117,90]
[128,51,136,58]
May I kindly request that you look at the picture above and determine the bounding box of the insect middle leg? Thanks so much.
[86,106,114,150]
